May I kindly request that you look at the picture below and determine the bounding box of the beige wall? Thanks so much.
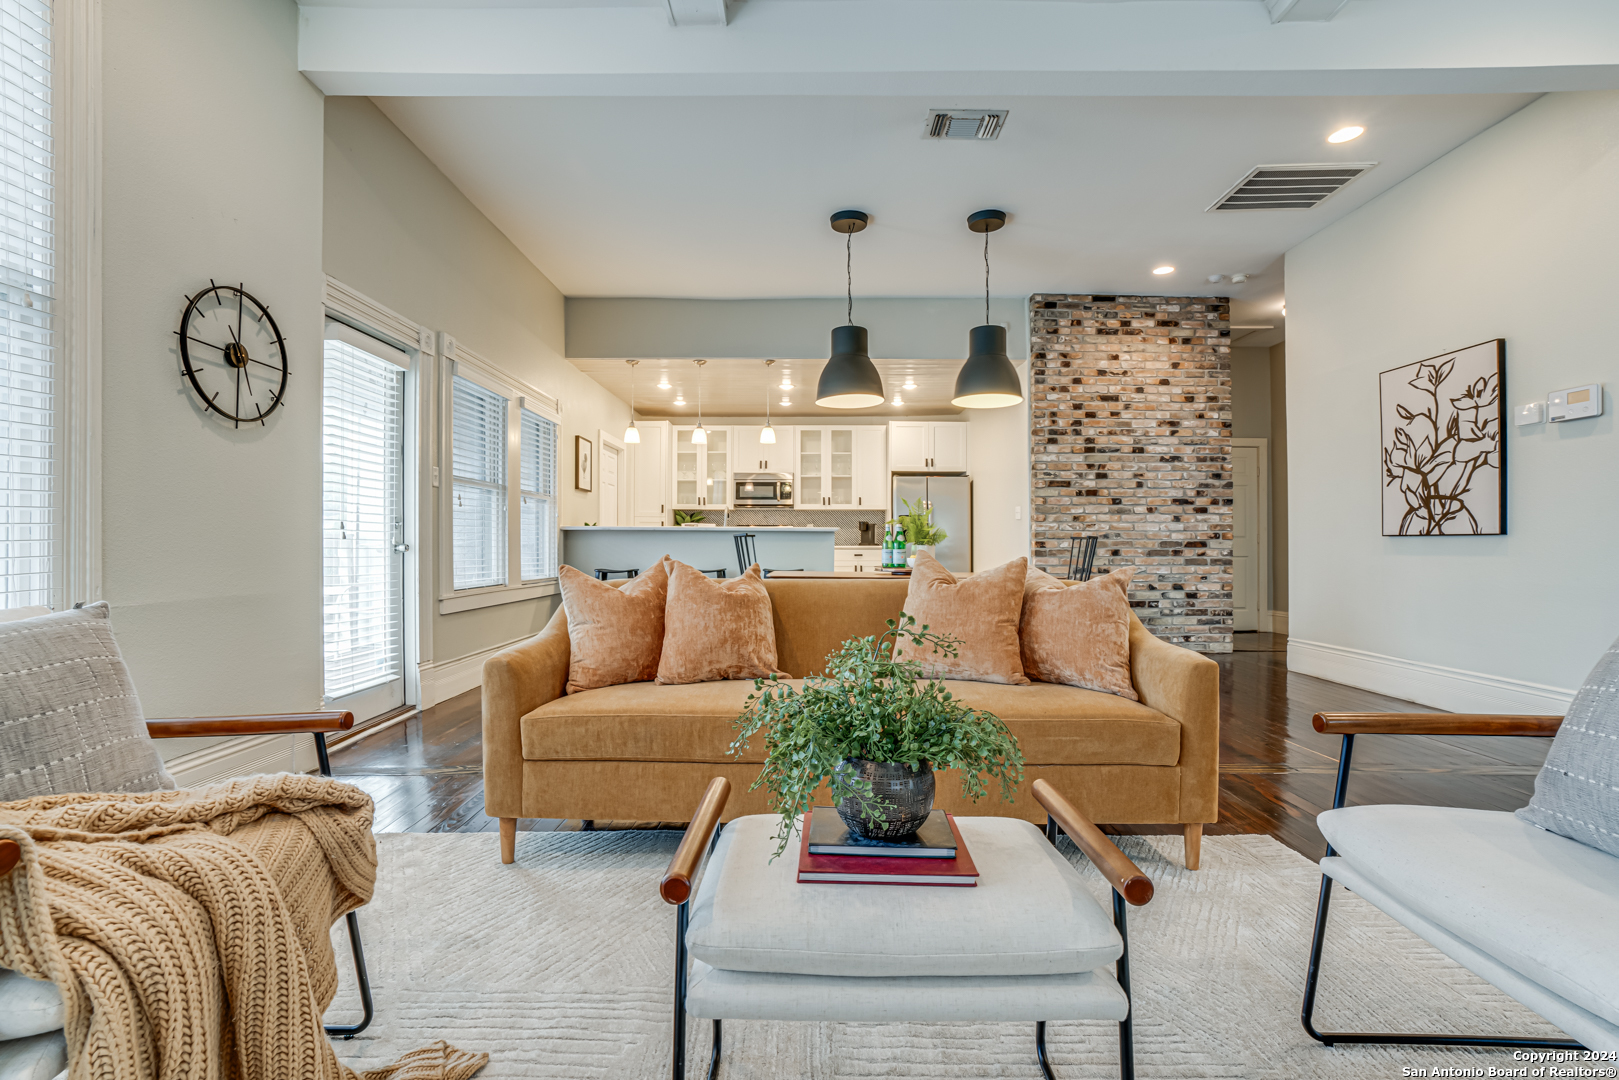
[1269,342,1288,613]
[967,362,1032,569]
[322,96,631,665]
[102,0,326,736]
[1229,347,1271,439]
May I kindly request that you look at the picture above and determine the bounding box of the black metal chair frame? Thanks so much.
[667,815,1136,1080]
[313,731,376,1039]
[1068,535,1099,582]
[731,533,799,579]
[1300,732,1583,1052]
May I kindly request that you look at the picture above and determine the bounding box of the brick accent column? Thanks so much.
[1029,294,1233,652]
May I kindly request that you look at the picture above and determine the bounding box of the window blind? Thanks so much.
[321,339,405,701]
[0,0,54,611]
[451,374,507,590]
[519,407,557,581]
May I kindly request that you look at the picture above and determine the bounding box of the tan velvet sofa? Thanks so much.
[483,576,1220,869]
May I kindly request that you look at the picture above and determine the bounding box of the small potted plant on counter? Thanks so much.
[673,510,708,526]
[731,614,1024,856]
[893,499,947,565]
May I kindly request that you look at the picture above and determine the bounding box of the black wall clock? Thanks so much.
[175,280,289,427]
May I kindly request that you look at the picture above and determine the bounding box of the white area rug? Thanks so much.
[327,829,1564,1078]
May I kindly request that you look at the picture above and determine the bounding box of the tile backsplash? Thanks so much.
[695,508,884,546]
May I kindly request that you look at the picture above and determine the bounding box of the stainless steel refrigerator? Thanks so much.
[892,474,973,573]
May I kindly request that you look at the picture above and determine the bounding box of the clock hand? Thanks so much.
[235,362,241,425]
[241,358,254,397]
[237,286,244,341]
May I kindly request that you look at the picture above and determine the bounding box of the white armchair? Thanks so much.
[1300,710,1617,1054]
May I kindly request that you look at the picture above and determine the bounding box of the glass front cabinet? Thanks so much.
[795,427,857,508]
[671,426,730,509]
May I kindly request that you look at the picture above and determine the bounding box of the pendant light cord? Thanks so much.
[984,226,991,325]
[846,230,853,325]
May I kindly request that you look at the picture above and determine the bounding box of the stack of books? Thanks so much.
[796,806,978,886]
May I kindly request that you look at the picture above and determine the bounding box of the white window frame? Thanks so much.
[437,334,561,615]
[323,276,432,709]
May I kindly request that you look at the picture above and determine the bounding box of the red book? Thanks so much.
[797,809,978,886]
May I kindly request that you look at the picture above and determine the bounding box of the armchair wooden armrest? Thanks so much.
[661,777,731,905]
[145,712,355,739]
[1032,778,1153,906]
[1312,713,1563,737]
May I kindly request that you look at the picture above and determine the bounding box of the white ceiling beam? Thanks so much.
[665,0,730,27]
[299,0,1619,98]
[1266,0,1351,22]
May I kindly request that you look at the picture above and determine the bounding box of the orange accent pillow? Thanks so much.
[558,560,670,694]
[1020,566,1138,700]
[893,552,1030,685]
[656,561,784,684]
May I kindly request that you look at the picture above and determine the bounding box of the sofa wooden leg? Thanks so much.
[500,818,517,864]
[1183,823,1202,870]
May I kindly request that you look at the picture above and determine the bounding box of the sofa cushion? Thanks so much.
[1020,567,1139,701]
[657,562,783,685]
[557,560,670,694]
[1319,803,1619,1029]
[0,1031,66,1080]
[894,553,1029,685]
[521,679,1181,766]
[522,679,799,762]
[1518,632,1619,859]
[0,604,174,802]
[686,815,1122,978]
[941,681,1178,765]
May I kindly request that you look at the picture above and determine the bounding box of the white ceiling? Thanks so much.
[373,92,1535,302]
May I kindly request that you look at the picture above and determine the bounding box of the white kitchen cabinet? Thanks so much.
[796,426,857,508]
[853,425,887,510]
[734,425,795,473]
[888,421,969,472]
[630,419,670,526]
[834,547,881,573]
[671,425,731,508]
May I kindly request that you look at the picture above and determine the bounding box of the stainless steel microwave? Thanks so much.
[733,472,794,507]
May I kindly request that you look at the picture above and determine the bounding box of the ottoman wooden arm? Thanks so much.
[1032,779,1154,906]
[1312,712,1562,737]
[662,777,731,904]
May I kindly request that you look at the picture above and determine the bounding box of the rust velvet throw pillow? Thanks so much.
[656,561,783,684]
[558,560,670,694]
[894,553,1030,685]
[1020,566,1139,700]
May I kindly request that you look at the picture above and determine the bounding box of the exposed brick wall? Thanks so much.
[1028,294,1233,652]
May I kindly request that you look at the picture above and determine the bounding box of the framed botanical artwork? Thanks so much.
[575,435,593,492]
[1379,339,1505,536]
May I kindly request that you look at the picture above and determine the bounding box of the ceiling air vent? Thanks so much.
[924,109,1008,140]
[1207,162,1376,211]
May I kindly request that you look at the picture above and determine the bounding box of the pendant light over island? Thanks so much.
[952,209,1024,409]
[815,210,885,409]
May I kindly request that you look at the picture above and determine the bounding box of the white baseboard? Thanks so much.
[418,634,533,709]
[164,732,321,788]
[1287,638,1575,715]
[1265,610,1289,635]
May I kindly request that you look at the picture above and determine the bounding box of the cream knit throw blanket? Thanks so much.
[0,774,487,1080]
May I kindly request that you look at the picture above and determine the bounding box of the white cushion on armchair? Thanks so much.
[1320,803,1619,1033]
[0,973,61,1041]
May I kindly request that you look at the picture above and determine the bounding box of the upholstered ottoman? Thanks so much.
[659,778,1155,1080]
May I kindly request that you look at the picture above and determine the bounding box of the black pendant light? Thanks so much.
[952,209,1024,409]
[816,210,884,409]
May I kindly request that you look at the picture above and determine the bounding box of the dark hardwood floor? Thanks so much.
[330,631,1550,861]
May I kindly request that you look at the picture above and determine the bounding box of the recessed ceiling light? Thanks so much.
[1152,265,1175,275]
[674,395,686,405]
[903,378,917,391]
[780,378,793,390]
[1328,126,1365,144]
[780,396,791,406]
[658,375,671,389]
[892,393,904,406]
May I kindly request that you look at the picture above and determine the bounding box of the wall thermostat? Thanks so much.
[1548,384,1602,423]
[1515,401,1544,426]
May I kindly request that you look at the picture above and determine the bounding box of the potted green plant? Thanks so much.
[673,509,708,526]
[731,614,1025,855]
[893,499,947,564]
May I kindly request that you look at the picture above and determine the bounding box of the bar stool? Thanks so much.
[593,568,640,581]
[733,533,801,579]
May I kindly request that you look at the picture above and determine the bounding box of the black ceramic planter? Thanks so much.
[834,758,935,840]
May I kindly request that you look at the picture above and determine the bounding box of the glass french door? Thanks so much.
[321,335,407,721]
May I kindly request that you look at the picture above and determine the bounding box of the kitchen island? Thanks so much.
[561,526,836,578]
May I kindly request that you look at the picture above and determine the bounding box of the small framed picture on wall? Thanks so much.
[1379,339,1506,536]
[576,435,594,491]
